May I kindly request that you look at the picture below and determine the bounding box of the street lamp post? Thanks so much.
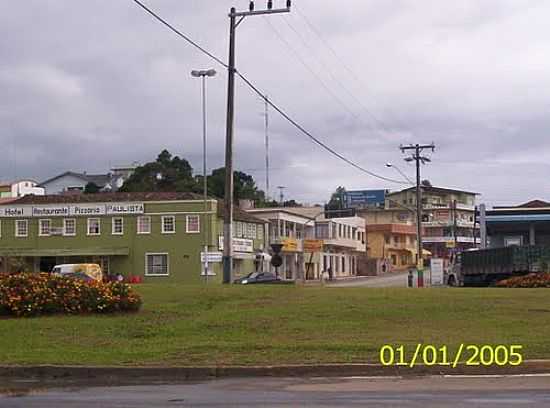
[191,69,216,282]
[385,163,414,186]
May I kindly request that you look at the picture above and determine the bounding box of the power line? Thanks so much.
[262,17,363,123]
[294,5,406,131]
[237,72,407,184]
[130,0,407,186]
[281,14,392,135]
[131,0,227,68]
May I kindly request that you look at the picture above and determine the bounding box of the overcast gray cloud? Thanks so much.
[1,0,549,206]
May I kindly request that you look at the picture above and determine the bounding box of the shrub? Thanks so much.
[496,273,550,288]
[0,273,142,317]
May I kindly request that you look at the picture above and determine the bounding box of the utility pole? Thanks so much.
[223,1,291,284]
[452,199,458,249]
[264,94,270,199]
[400,143,435,285]
[277,185,286,205]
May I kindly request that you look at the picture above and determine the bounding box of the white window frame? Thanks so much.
[87,218,101,236]
[112,217,124,235]
[15,220,28,237]
[137,216,151,234]
[186,215,200,234]
[63,218,76,236]
[145,253,169,276]
[39,219,51,237]
[161,215,176,234]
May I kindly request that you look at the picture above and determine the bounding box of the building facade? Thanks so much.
[38,170,133,195]
[0,192,266,283]
[247,207,367,280]
[483,200,550,248]
[0,180,44,198]
[386,186,478,258]
[359,208,419,271]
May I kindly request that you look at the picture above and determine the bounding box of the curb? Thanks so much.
[2,360,550,382]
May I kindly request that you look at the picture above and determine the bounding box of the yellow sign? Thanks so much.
[303,239,324,253]
[282,238,298,252]
[446,241,456,248]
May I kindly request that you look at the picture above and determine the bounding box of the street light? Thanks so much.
[386,162,414,186]
[191,68,217,282]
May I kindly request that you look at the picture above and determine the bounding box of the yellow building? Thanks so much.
[359,208,419,270]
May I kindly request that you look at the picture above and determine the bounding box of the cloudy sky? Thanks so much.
[1,0,549,206]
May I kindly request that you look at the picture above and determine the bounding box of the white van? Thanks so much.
[51,264,103,282]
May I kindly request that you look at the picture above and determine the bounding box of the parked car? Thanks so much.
[51,263,103,282]
[233,271,291,285]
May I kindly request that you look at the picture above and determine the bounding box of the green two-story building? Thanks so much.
[0,192,266,283]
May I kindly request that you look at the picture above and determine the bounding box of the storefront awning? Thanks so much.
[0,247,130,257]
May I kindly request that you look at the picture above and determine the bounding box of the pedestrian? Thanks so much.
[328,266,333,281]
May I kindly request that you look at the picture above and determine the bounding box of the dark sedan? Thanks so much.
[233,272,292,285]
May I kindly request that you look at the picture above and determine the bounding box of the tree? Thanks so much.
[119,150,199,193]
[84,182,101,194]
[326,186,347,210]
[207,167,266,202]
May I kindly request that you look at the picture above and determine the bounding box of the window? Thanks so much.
[112,217,124,235]
[162,216,175,234]
[248,223,257,239]
[186,215,200,233]
[384,235,390,244]
[63,219,76,236]
[235,222,243,237]
[39,219,51,236]
[137,216,151,234]
[145,253,169,276]
[257,224,264,240]
[87,218,101,235]
[15,220,28,237]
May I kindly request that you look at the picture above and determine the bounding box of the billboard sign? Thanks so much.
[343,190,387,209]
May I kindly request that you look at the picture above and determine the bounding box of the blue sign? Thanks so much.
[344,190,387,209]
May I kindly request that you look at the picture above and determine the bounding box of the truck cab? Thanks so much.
[445,252,463,286]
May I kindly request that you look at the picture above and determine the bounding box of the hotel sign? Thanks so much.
[0,202,145,218]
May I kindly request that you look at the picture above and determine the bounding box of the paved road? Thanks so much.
[329,271,410,287]
[2,375,550,407]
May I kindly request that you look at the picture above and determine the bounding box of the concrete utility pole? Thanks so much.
[264,95,270,199]
[277,186,286,205]
[399,143,435,281]
[223,1,291,284]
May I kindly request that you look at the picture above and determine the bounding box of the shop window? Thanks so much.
[145,253,169,276]
[186,215,200,233]
[137,216,151,234]
[87,218,101,235]
[63,219,76,236]
[112,217,124,235]
[39,219,51,236]
[161,216,175,234]
[15,220,28,237]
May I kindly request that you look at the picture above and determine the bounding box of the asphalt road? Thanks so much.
[2,375,550,407]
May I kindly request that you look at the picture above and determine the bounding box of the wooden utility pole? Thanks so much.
[399,143,435,276]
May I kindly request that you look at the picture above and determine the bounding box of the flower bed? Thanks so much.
[496,273,550,288]
[0,273,142,317]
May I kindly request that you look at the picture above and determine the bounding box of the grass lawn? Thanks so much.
[1,284,549,366]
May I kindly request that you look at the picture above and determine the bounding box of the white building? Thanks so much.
[246,207,367,280]
[0,180,44,199]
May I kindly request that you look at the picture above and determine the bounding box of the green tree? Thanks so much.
[207,167,266,202]
[120,150,199,193]
[326,186,347,210]
[84,182,101,194]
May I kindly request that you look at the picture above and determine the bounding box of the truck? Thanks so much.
[445,245,550,287]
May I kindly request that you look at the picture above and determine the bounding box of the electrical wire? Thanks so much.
[281,14,392,135]
[130,0,408,185]
[294,5,406,131]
